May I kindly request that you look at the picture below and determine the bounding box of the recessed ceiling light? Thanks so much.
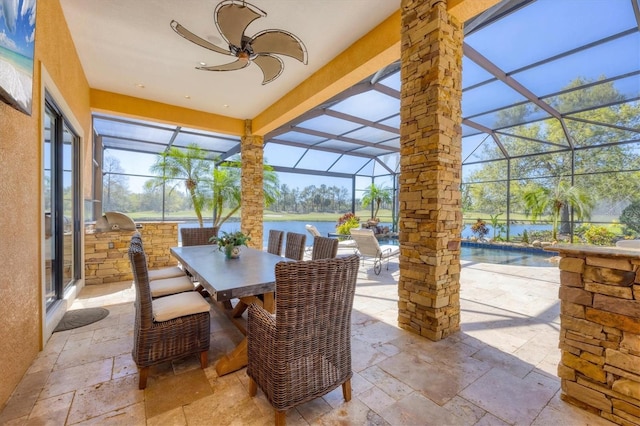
[184,95,191,99]
[199,62,207,66]
[223,104,229,108]
[135,83,145,88]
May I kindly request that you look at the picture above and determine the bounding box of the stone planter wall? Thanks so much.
[548,244,640,425]
[84,222,178,285]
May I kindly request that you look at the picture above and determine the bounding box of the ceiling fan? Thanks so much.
[170,0,308,85]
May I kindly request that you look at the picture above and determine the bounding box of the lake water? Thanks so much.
[178,220,556,267]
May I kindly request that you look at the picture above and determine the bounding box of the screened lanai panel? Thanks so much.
[502,118,569,146]
[566,120,640,148]
[263,143,308,168]
[378,138,400,150]
[172,129,239,153]
[471,102,550,130]
[462,123,482,138]
[296,150,341,171]
[463,0,635,73]
[567,102,640,132]
[103,149,159,175]
[343,126,397,143]
[462,134,504,163]
[509,151,572,180]
[575,142,640,174]
[464,159,509,183]
[549,75,640,115]
[463,80,528,117]
[102,137,167,154]
[377,69,400,91]
[513,33,640,97]
[94,117,176,144]
[328,90,400,122]
[275,130,326,144]
[296,115,362,135]
[379,114,400,129]
[350,146,395,157]
[498,132,569,158]
[462,56,494,88]
[316,139,364,151]
[329,155,370,174]
[376,153,400,173]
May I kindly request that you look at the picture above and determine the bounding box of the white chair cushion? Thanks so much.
[149,275,194,298]
[148,266,185,281]
[152,291,211,322]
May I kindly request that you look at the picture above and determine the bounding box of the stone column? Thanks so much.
[241,119,264,249]
[549,244,640,425]
[397,0,463,341]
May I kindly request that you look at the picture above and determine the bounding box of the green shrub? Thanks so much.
[582,225,616,246]
[522,229,529,244]
[620,201,640,234]
[336,212,360,235]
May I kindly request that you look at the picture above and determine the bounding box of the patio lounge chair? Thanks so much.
[305,224,357,248]
[349,228,399,275]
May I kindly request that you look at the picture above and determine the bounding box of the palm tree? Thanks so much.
[149,144,212,227]
[361,183,392,220]
[209,158,280,230]
[522,180,594,241]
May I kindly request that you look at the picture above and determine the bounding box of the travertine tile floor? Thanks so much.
[1,254,616,425]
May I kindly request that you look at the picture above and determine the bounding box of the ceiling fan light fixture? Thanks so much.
[170,0,307,84]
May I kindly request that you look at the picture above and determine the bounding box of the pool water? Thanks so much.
[461,246,556,267]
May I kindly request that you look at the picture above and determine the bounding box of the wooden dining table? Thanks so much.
[170,244,285,375]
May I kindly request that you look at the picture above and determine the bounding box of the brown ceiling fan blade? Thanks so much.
[197,59,250,72]
[253,55,284,85]
[170,20,230,56]
[251,30,308,64]
[215,1,266,48]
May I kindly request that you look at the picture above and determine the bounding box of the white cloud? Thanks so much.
[21,0,35,27]
[0,29,17,50]
[25,28,33,43]
[1,0,19,34]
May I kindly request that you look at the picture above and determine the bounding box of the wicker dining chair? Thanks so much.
[283,232,307,260]
[180,227,218,246]
[247,254,360,425]
[128,241,211,389]
[131,232,186,281]
[310,236,338,260]
[267,229,284,256]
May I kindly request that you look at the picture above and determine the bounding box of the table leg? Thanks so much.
[214,291,276,376]
[215,338,247,376]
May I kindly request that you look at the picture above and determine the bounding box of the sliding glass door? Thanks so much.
[44,94,80,310]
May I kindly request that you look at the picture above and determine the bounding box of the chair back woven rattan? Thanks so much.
[267,229,284,256]
[128,239,210,389]
[247,254,360,423]
[310,236,338,260]
[180,227,218,246]
[284,232,306,260]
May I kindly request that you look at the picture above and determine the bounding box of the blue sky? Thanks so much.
[0,0,36,57]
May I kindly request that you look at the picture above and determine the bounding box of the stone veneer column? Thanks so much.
[397,0,463,341]
[241,119,264,249]
[549,245,640,425]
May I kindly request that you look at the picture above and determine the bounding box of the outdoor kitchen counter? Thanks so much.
[544,244,640,425]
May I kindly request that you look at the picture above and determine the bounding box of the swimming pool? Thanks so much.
[460,244,557,267]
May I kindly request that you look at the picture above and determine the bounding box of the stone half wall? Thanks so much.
[85,222,178,285]
[548,244,640,425]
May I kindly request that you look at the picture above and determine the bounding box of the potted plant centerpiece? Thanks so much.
[211,230,251,259]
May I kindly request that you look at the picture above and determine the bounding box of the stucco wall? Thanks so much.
[0,0,90,407]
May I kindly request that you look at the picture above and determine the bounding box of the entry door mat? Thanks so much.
[54,307,110,332]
